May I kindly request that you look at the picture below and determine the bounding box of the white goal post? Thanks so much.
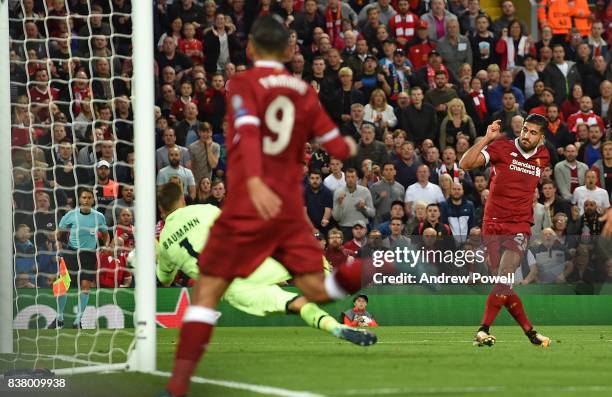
[0,0,157,375]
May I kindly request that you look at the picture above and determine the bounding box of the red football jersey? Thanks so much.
[224,60,351,220]
[482,138,550,225]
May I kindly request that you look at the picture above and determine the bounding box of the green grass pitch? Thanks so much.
[2,326,612,397]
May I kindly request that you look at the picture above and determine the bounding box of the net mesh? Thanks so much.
[3,0,139,373]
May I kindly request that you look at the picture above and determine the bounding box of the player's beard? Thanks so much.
[519,138,540,152]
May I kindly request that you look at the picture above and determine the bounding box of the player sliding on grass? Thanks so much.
[155,182,376,346]
[163,15,371,397]
[459,115,552,348]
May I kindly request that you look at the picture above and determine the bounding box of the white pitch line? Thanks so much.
[152,370,327,397]
[335,385,612,396]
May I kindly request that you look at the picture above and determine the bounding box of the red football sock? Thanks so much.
[166,307,220,396]
[481,285,511,327]
[504,293,533,332]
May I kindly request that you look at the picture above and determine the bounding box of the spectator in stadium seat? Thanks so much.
[304,169,333,233]
[438,98,476,150]
[383,216,411,248]
[542,44,581,106]
[105,184,135,228]
[370,163,405,224]
[94,160,119,215]
[156,128,190,171]
[425,70,458,121]
[458,0,486,36]
[404,164,445,216]
[14,223,36,287]
[531,189,553,244]
[193,177,212,204]
[331,67,365,124]
[470,15,497,72]
[332,168,375,239]
[540,178,573,221]
[188,122,220,184]
[591,141,612,195]
[340,103,368,142]
[491,91,526,134]
[513,55,542,102]
[203,179,225,208]
[76,4,111,54]
[412,202,452,237]
[420,0,458,42]
[324,157,346,193]
[436,19,472,84]
[158,83,178,122]
[364,88,397,131]
[397,87,437,146]
[171,81,196,122]
[394,141,420,189]
[440,182,475,244]
[566,96,605,134]
[561,84,585,121]
[174,102,200,147]
[492,0,527,36]
[203,12,241,75]
[577,200,604,242]
[156,36,193,82]
[487,70,525,113]
[156,147,196,200]
[529,86,557,118]
[342,220,369,257]
[348,123,388,170]
[572,170,610,215]
[355,55,391,103]
[359,158,381,188]
[593,80,612,124]
[554,144,588,200]
[197,73,226,134]
[358,0,396,25]
[52,138,77,206]
[577,125,603,167]
[169,0,204,29]
[438,147,473,188]
[544,104,574,156]
[532,228,571,283]
[292,0,325,46]
[325,228,350,268]
[376,200,408,236]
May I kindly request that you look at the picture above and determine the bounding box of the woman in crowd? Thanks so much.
[363,88,397,131]
[439,98,476,150]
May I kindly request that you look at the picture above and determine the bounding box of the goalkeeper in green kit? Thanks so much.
[155,182,376,346]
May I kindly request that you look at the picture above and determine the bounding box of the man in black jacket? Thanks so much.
[396,86,437,146]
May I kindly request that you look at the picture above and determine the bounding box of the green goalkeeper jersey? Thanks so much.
[157,204,221,284]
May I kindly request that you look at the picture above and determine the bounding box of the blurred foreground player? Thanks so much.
[460,115,552,347]
[164,15,365,397]
[155,183,375,345]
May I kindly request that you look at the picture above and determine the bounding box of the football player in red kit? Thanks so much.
[163,15,374,397]
[460,114,552,348]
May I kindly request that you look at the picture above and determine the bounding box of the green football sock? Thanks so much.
[300,302,342,337]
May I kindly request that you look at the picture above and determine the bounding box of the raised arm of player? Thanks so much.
[459,120,502,170]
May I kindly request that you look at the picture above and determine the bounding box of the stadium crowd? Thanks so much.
[9,0,612,289]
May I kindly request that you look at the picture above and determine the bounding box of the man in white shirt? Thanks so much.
[324,157,346,192]
[572,170,610,215]
[404,164,445,215]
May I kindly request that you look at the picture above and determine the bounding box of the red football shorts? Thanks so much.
[198,216,324,280]
[482,221,531,273]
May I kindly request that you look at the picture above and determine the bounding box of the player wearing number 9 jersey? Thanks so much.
[164,16,368,397]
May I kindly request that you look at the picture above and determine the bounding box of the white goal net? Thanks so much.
[0,0,156,376]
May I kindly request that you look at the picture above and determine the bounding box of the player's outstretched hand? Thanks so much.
[247,177,282,220]
[485,120,502,143]
[599,208,612,237]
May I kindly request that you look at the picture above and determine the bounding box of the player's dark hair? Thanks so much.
[249,15,290,56]
[157,182,183,212]
[524,113,547,132]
